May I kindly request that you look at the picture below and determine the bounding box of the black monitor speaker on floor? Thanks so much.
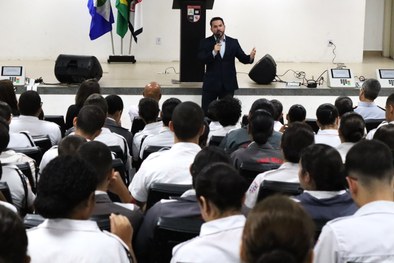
[54,54,103,83]
[248,54,277,84]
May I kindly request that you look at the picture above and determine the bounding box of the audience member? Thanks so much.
[139,97,181,159]
[0,205,30,263]
[199,120,210,148]
[231,109,283,170]
[128,81,162,125]
[335,96,354,117]
[280,103,307,133]
[336,112,365,162]
[354,78,385,120]
[294,144,357,223]
[0,79,19,116]
[373,124,394,163]
[245,122,314,209]
[206,99,221,134]
[10,91,61,145]
[366,92,394,139]
[271,99,284,132]
[171,163,247,262]
[65,79,101,130]
[314,140,394,262]
[128,101,204,208]
[28,156,136,263]
[241,195,315,263]
[135,146,230,262]
[220,98,282,153]
[315,103,341,147]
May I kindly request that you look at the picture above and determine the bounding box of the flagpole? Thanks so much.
[110,31,115,55]
[120,38,123,55]
[128,33,133,55]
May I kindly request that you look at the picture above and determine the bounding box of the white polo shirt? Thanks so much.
[139,126,174,159]
[244,162,299,209]
[314,200,394,263]
[314,129,341,148]
[27,219,131,263]
[132,121,163,160]
[129,142,200,203]
[366,120,391,140]
[171,215,246,263]
[336,142,355,163]
[10,115,61,146]
[208,124,238,144]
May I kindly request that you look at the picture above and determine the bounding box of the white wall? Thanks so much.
[364,0,385,51]
[0,0,367,63]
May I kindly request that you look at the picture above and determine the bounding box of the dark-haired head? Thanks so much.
[105,94,124,115]
[75,105,106,137]
[249,110,274,145]
[196,163,247,216]
[335,96,353,117]
[374,124,394,152]
[75,79,101,107]
[190,146,230,187]
[58,135,87,157]
[0,101,12,122]
[84,93,108,115]
[18,90,42,116]
[206,100,220,122]
[339,112,365,143]
[300,144,346,191]
[0,117,10,153]
[316,103,338,127]
[0,206,29,263]
[138,97,159,124]
[210,17,224,27]
[271,99,283,121]
[241,195,314,263]
[216,97,242,127]
[171,101,204,141]
[281,122,314,163]
[249,98,275,117]
[161,97,181,126]
[0,79,19,116]
[287,104,306,123]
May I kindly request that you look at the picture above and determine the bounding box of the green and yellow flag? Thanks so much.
[116,0,130,38]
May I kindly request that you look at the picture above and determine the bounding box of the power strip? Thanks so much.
[286,81,301,87]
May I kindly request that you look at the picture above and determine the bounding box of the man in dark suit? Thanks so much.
[198,17,256,114]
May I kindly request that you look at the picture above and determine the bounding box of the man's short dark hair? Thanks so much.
[249,110,274,145]
[84,93,108,114]
[210,17,224,27]
[18,90,41,116]
[335,96,353,117]
[161,98,181,126]
[105,94,123,115]
[0,117,10,152]
[346,140,393,186]
[58,135,87,157]
[281,122,314,163]
[374,124,394,151]
[76,105,106,136]
[301,144,346,191]
[249,98,275,116]
[35,156,98,218]
[206,100,220,122]
[75,79,101,107]
[288,104,306,123]
[216,97,242,127]
[77,141,112,185]
[270,99,283,121]
[339,112,365,143]
[0,206,28,263]
[362,78,381,101]
[172,101,204,141]
[0,101,11,121]
[316,103,338,126]
[138,97,159,124]
[196,162,247,212]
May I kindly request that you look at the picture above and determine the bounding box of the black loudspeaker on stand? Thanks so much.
[248,54,277,84]
[54,54,103,83]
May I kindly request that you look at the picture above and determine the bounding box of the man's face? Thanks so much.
[210,20,225,37]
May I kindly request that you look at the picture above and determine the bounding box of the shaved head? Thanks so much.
[143,81,162,102]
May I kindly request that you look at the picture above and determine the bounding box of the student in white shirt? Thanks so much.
[314,103,341,148]
[241,195,315,263]
[314,140,394,263]
[171,163,248,263]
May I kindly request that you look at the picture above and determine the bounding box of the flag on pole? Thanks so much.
[129,0,143,43]
[87,0,114,40]
[116,0,130,38]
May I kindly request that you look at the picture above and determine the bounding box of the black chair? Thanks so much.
[314,218,329,242]
[109,145,127,164]
[365,118,385,132]
[142,145,171,160]
[9,146,43,165]
[131,117,146,136]
[44,115,66,137]
[0,182,13,204]
[256,180,303,202]
[32,135,52,154]
[146,183,192,211]
[209,135,225,146]
[112,158,129,185]
[16,162,36,193]
[151,216,204,263]
[239,162,281,186]
[305,119,319,133]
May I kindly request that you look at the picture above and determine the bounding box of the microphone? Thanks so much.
[215,32,222,43]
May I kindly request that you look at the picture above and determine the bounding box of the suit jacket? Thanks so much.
[198,35,253,93]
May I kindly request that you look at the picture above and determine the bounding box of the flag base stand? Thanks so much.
[107,55,136,64]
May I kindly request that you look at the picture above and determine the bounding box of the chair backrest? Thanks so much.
[146,183,192,211]
[209,135,225,146]
[32,135,52,154]
[305,119,319,133]
[131,117,146,136]
[44,115,66,137]
[0,182,13,204]
[109,145,126,164]
[112,158,129,185]
[16,162,36,193]
[239,162,281,186]
[142,145,171,160]
[9,146,43,165]
[152,216,204,263]
[365,118,385,132]
[314,218,329,243]
[257,180,303,202]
